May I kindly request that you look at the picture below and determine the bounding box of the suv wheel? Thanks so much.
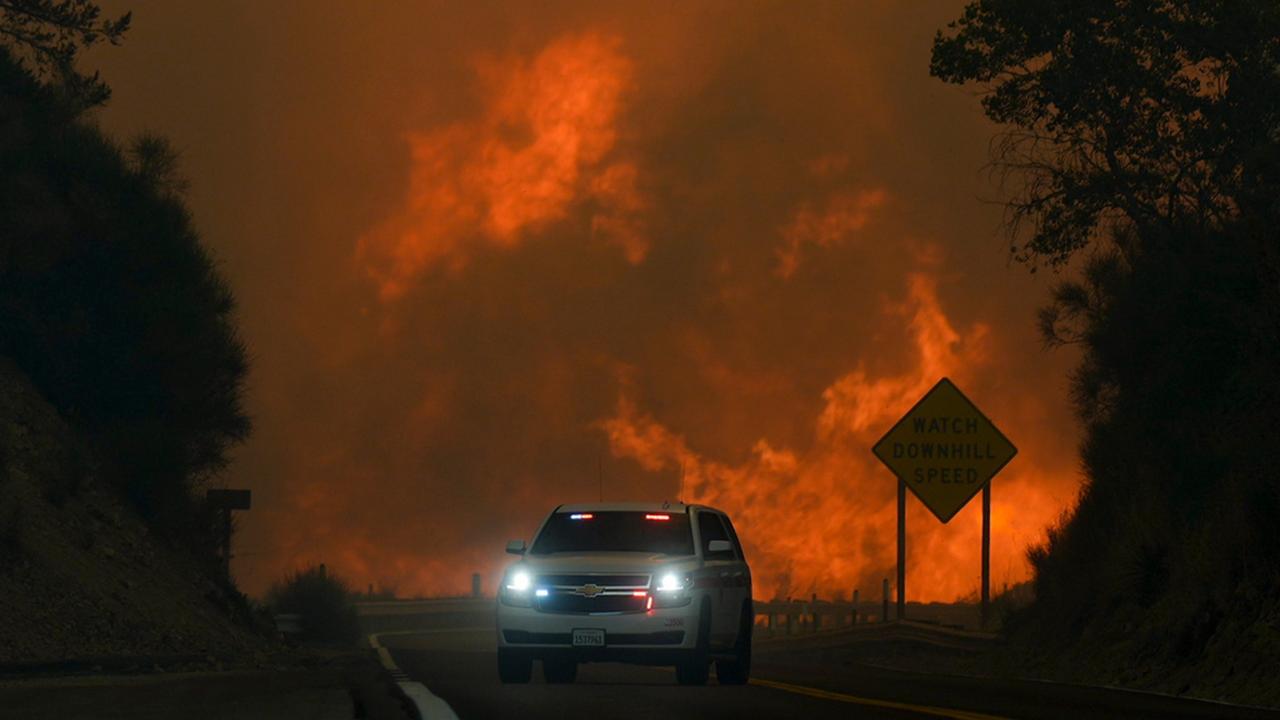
[497,648,532,683]
[543,657,578,684]
[675,601,712,686]
[715,603,752,685]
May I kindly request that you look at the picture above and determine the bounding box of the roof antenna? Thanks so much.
[679,460,685,505]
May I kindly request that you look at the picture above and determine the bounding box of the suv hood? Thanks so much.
[519,552,696,575]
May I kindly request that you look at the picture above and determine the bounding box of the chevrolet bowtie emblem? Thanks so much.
[576,583,604,598]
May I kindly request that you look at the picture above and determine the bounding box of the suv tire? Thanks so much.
[676,601,712,686]
[497,648,532,683]
[715,603,752,685]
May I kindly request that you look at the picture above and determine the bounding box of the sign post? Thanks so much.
[982,483,991,626]
[873,378,1016,626]
[897,478,905,620]
[206,488,251,583]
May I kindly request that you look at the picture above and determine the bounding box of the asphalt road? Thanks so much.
[380,620,1280,720]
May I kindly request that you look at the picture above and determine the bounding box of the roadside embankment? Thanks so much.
[0,358,270,667]
[0,648,414,720]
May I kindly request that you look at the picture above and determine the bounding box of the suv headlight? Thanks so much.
[653,570,692,608]
[657,572,688,591]
[500,568,534,607]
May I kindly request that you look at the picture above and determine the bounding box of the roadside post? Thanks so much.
[897,478,906,620]
[881,578,889,623]
[872,378,1016,627]
[982,483,991,625]
[206,488,251,583]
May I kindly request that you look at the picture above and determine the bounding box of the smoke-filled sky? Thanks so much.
[89,0,1081,601]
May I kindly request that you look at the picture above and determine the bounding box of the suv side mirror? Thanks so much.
[505,539,527,555]
[707,540,732,554]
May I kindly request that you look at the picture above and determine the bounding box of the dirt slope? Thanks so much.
[0,357,272,667]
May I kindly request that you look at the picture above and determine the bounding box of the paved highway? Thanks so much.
[377,615,1280,720]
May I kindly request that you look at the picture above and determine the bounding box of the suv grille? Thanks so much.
[533,573,652,615]
[536,594,649,614]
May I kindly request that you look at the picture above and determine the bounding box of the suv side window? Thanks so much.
[698,512,735,561]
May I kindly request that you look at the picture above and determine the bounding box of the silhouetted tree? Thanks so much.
[0,0,129,108]
[0,41,250,540]
[931,0,1280,266]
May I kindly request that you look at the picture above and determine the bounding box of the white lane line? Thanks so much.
[369,633,460,720]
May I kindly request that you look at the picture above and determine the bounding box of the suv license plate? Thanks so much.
[572,628,605,647]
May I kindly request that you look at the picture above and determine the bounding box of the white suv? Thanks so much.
[496,502,752,686]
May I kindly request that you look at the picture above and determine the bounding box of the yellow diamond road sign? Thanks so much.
[873,378,1017,523]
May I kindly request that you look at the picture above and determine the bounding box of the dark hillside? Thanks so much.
[1002,226,1280,705]
[0,357,270,666]
[0,10,263,667]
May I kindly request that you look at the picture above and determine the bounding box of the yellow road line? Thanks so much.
[750,677,1011,720]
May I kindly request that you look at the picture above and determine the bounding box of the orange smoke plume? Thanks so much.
[776,188,888,278]
[357,31,647,300]
[603,272,1072,602]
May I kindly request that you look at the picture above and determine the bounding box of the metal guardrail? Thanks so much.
[272,613,303,638]
[354,598,491,615]
[352,595,982,633]
[753,597,985,635]
[754,599,881,635]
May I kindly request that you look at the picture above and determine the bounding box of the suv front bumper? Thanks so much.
[496,598,703,663]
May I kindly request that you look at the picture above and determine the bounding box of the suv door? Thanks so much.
[719,513,751,633]
[695,510,737,645]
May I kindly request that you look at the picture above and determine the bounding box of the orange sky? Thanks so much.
[89,0,1081,601]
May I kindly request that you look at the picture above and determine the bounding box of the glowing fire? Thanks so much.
[357,31,646,300]
[602,272,1074,602]
[253,27,1081,604]
[776,188,888,278]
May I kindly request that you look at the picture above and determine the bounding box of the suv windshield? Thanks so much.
[530,511,694,556]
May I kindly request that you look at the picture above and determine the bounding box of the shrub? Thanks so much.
[265,565,361,645]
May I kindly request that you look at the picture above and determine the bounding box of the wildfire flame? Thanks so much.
[603,272,1073,602]
[356,32,646,300]
[776,188,888,278]
[247,26,1081,604]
